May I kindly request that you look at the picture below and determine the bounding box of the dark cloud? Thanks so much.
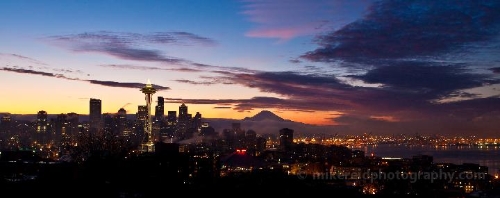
[165,97,294,111]
[99,47,182,63]
[354,63,495,97]
[86,80,169,90]
[330,97,500,136]
[172,68,203,72]
[1,67,77,81]
[490,67,500,74]
[333,115,395,125]
[1,66,169,90]
[302,0,500,63]
[231,71,348,95]
[213,106,232,109]
[1,67,59,77]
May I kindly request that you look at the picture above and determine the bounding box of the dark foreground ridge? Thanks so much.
[2,146,500,198]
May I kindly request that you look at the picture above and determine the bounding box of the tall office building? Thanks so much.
[66,112,79,138]
[279,128,294,152]
[154,96,165,143]
[55,113,68,143]
[179,103,188,119]
[116,108,129,137]
[36,110,48,144]
[135,105,148,143]
[36,110,48,134]
[193,112,202,133]
[136,105,148,121]
[0,114,12,146]
[165,111,177,141]
[177,103,189,140]
[166,111,177,124]
[154,96,164,122]
[89,98,102,133]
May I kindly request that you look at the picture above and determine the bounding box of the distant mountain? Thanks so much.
[203,110,338,136]
[243,110,287,122]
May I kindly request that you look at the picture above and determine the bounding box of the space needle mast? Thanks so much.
[141,79,157,152]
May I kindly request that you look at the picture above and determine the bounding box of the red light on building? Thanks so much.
[236,149,247,154]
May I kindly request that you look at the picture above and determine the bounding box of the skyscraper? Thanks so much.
[116,108,129,137]
[66,112,79,138]
[165,111,177,141]
[177,103,189,140]
[55,113,68,144]
[36,110,48,134]
[279,128,294,152]
[89,98,102,133]
[155,96,164,122]
[136,105,148,121]
[36,110,48,144]
[193,112,202,133]
[179,103,188,119]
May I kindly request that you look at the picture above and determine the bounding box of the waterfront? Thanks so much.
[359,144,500,175]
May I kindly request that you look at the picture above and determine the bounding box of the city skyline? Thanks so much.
[2,0,500,136]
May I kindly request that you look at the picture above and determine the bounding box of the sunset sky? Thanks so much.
[1,0,500,136]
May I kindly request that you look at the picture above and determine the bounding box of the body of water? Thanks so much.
[356,144,500,175]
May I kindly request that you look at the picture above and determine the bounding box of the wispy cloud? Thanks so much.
[44,31,257,77]
[1,67,169,90]
[0,53,48,66]
[174,76,234,86]
[241,0,372,41]
[87,80,169,90]
[213,106,232,109]
[99,64,203,72]
[1,67,74,79]
[174,79,216,85]
[43,31,216,63]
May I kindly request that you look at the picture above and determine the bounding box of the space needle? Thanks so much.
[141,79,157,152]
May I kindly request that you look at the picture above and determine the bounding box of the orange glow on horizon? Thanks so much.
[1,101,341,125]
[0,73,342,125]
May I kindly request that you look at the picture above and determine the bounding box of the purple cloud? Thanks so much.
[241,0,372,41]
[44,31,217,63]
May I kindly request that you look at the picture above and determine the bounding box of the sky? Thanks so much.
[1,0,500,136]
